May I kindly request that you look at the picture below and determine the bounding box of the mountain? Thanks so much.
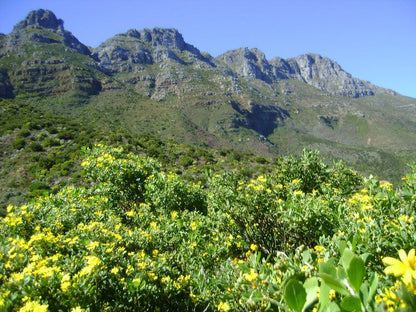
[0,9,415,188]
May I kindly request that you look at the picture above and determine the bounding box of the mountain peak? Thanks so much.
[3,9,90,56]
[120,27,187,52]
[216,47,275,81]
[14,9,64,32]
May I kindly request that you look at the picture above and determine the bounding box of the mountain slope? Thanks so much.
[0,9,415,186]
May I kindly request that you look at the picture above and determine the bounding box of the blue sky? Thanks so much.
[1,0,415,98]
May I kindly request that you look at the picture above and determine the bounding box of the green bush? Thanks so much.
[28,142,44,152]
[12,138,26,149]
[17,129,31,138]
[0,144,415,311]
[146,172,207,214]
[81,144,160,208]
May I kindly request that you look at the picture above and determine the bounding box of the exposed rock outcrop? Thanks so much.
[2,9,90,55]
[93,28,211,73]
[216,48,275,82]
[218,51,378,97]
[284,54,374,97]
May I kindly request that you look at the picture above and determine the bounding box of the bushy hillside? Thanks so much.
[1,97,285,215]
[1,145,415,311]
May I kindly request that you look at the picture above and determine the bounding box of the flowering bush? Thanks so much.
[0,145,415,311]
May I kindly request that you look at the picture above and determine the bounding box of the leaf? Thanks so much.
[325,302,341,312]
[303,277,319,310]
[340,296,361,311]
[319,260,336,278]
[318,279,331,310]
[347,257,365,294]
[338,240,347,255]
[284,279,306,312]
[341,249,355,271]
[360,282,369,304]
[368,273,379,302]
[319,273,350,296]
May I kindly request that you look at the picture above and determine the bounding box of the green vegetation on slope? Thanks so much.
[1,145,415,311]
[0,98,282,215]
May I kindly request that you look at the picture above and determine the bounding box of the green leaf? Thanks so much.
[360,282,369,304]
[319,273,350,296]
[325,302,341,312]
[347,257,365,294]
[304,277,319,310]
[284,279,306,312]
[318,279,331,311]
[319,260,336,278]
[338,240,347,255]
[340,296,361,311]
[368,273,379,302]
[341,249,355,271]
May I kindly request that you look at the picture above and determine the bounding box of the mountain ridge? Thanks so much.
[0,9,400,99]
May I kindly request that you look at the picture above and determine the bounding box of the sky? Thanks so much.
[0,0,415,98]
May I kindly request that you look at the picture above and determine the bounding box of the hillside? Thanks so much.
[0,9,416,210]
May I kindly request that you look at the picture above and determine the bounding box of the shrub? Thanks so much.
[12,138,26,149]
[28,142,44,152]
[17,128,31,138]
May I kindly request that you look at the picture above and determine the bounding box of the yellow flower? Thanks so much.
[61,274,71,292]
[250,244,258,252]
[111,267,120,274]
[314,245,325,252]
[293,190,303,197]
[19,300,49,312]
[125,210,136,217]
[78,256,102,277]
[329,289,336,301]
[170,210,178,220]
[190,221,197,231]
[383,249,416,286]
[243,269,258,282]
[217,301,231,311]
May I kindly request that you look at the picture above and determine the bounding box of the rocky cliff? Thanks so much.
[0,9,397,100]
[0,9,102,96]
[2,9,90,55]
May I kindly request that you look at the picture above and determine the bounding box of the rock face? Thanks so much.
[0,8,396,100]
[284,54,374,97]
[216,51,377,97]
[15,9,64,30]
[93,28,209,73]
[216,48,275,82]
[2,9,90,56]
[0,9,101,96]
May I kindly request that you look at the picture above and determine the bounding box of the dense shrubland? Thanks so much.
[1,145,415,311]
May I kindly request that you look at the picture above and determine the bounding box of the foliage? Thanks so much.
[0,145,415,311]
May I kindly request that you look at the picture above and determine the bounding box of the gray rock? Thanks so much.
[283,54,374,97]
[3,9,90,55]
[93,27,211,73]
[216,47,275,82]
[13,9,64,31]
